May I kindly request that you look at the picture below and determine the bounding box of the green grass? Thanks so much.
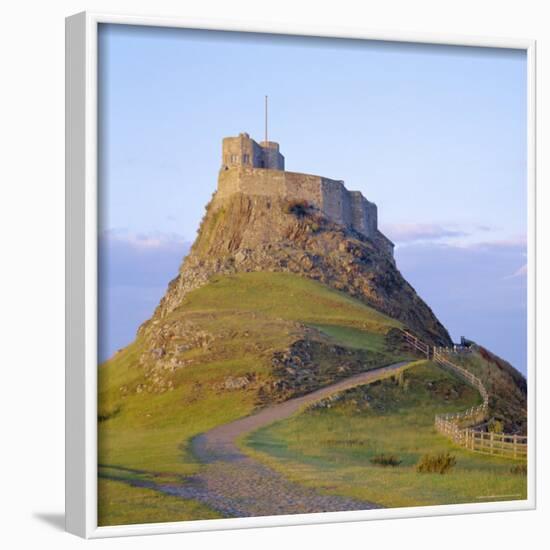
[98,478,220,526]
[98,348,268,526]
[243,361,527,508]
[177,272,401,334]
[99,353,261,478]
[309,323,387,353]
[98,272,404,524]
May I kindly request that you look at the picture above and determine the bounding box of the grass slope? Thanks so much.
[98,272,406,525]
[244,361,527,508]
[176,271,401,332]
[309,324,387,353]
[98,478,220,526]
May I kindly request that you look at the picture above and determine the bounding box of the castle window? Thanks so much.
[243,154,250,164]
[230,154,239,163]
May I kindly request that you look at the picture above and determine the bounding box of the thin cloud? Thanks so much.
[100,229,191,252]
[383,223,468,244]
[99,229,190,288]
[99,229,191,362]
[462,235,527,251]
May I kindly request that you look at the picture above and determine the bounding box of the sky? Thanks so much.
[98,24,528,374]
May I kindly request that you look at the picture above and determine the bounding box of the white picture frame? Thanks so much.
[65,11,537,539]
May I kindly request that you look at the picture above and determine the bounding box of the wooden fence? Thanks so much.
[401,330,430,358]
[435,416,527,459]
[401,330,527,460]
[433,348,489,412]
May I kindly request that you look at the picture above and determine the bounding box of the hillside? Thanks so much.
[447,346,527,434]
[99,272,410,431]
[98,272,414,524]
[245,361,527,508]
[99,184,527,524]
[145,193,452,347]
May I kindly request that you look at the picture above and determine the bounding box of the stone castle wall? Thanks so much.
[320,178,350,227]
[216,166,387,247]
[375,231,395,259]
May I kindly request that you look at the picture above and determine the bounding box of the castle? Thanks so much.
[216,133,394,261]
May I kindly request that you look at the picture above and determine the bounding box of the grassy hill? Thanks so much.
[99,272,527,525]
[243,361,527,508]
[98,272,411,525]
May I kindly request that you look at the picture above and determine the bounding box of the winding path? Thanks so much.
[158,360,413,518]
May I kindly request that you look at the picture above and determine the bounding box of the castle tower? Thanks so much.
[222,133,285,171]
[259,141,284,170]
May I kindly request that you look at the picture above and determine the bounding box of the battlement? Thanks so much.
[217,133,394,260]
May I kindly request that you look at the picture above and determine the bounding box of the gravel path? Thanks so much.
[158,361,412,518]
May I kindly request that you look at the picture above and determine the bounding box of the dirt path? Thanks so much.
[159,361,412,518]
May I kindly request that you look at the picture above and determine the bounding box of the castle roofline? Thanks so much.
[259,140,280,150]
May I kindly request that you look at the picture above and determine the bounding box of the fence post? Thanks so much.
[513,434,517,459]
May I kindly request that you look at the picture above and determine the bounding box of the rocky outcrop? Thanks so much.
[141,193,451,347]
[257,338,389,404]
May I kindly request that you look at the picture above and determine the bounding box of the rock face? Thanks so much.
[140,192,451,347]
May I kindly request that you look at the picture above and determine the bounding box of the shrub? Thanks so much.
[370,453,402,467]
[416,452,456,474]
[488,419,504,433]
[286,199,310,218]
[510,463,527,475]
[308,221,320,233]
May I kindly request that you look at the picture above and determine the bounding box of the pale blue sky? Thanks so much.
[98,24,527,373]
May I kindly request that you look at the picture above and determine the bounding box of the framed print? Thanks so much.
[65,11,536,538]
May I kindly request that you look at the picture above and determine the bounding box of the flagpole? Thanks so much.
[265,95,268,143]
